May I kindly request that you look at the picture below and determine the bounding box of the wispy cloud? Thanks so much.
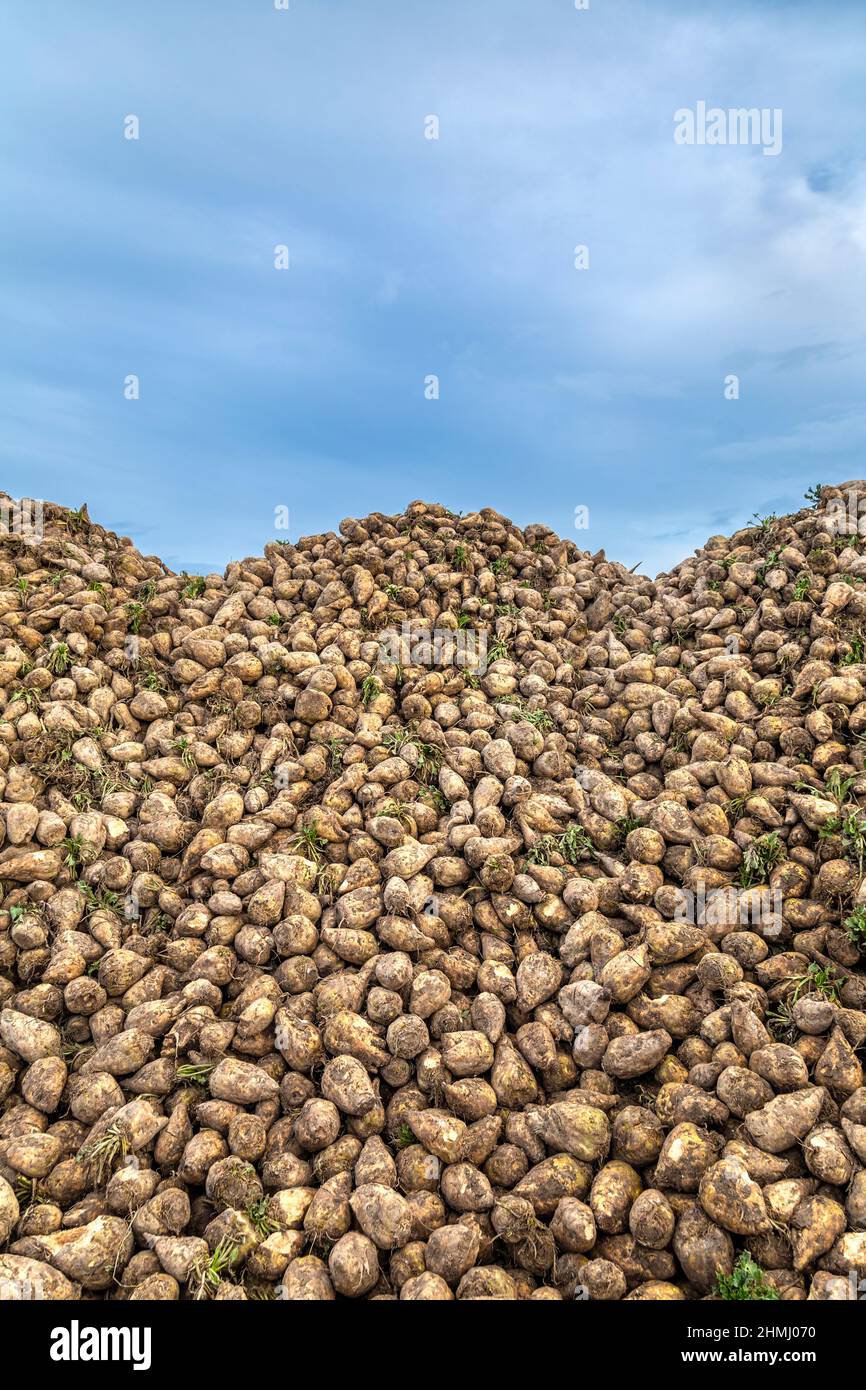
[707,409,866,463]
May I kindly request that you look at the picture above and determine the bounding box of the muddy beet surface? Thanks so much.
[1,487,865,1301]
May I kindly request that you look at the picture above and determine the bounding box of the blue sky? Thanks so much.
[2,0,865,575]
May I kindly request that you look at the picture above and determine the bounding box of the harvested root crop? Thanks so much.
[1,485,866,1302]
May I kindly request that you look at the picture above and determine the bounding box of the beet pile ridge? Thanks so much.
[0,485,865,1302]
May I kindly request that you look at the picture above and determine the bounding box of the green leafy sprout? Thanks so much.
[788,962,842,1006]
[191,1237,239,1300]
[715,1254,780,1302]
[176,1061,219,1086]
[844,906,866,951]
[526,826,597,867]
[738,832,785,888]
[76,1123,129,1183]
[246,1198,277,1239]
[289,825,327,865]
[47,642,72,674]
[360,675,382,707]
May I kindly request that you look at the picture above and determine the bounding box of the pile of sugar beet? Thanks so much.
[1,484,866,1304]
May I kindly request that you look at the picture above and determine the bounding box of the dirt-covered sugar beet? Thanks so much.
[1,485,866,1300]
